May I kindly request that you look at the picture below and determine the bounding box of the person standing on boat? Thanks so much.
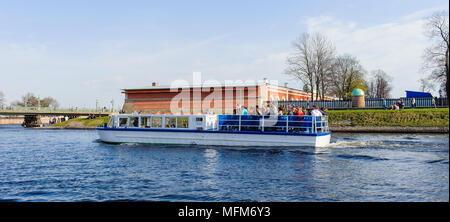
[255,105,262,115]
[236,104,241,114]
[278,107,284,116]
[297,107,304,116]
[311,106,323,117]
[310,106,323,133]
[320,107,328,116]
[411,98,416,108]
[241,106,248,115]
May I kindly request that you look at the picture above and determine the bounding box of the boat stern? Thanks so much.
[315,132,331,147]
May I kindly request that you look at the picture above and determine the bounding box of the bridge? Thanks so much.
[0,107,111,127]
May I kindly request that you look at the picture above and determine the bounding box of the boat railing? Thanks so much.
[217,115,329,134]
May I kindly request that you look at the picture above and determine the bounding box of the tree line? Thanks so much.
[286,10,448,101]
[285,33,392,101]
[0,92,59,108]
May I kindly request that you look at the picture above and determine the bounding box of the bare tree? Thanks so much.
[286,33,335,101]
[311,33,335,100]
[329,54,366,99]
[11,93,59,108]
[286,33,316,101]
[366,81,377,98]
[423,10,449,98]
[367,69,393,98]
[41,97,59,108]
[418,77,435,92]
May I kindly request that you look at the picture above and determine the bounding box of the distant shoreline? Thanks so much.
[329,126,449,133]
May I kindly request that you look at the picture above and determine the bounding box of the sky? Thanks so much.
[0,0,448,109]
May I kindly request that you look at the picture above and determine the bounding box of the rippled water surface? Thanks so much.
[0,126,448,201]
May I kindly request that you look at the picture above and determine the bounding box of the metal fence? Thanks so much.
[277,97,449,110]
[217,115,329,134]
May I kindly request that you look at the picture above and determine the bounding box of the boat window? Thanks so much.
[196,117,203,122]
[177,117,189,128]
[129,117,139,127]
[151,117,162,128]
[165,117,176,128]
[140,117,151,128]
[118,118,128,127]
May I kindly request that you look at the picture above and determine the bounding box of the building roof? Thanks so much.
[122,82,305,92]
[405,90,432,98]
[122,83,261,91]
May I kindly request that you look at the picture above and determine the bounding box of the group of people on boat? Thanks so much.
[234,102,327,117]
[126,102,328,117]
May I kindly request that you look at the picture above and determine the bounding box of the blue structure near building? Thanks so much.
[405,90,432,98]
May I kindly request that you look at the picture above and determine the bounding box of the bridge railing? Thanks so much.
[0,105,110,113]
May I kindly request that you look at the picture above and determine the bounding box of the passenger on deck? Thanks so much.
[248,106,254,115]
[320,107,328,116]
[241,106,248,115]
[278,107,284,116]
[301,107,307,115]
[269,102,278,116]
[255,105,262,115]
[311,106,323,117]
[297,107,304,116]
[288,105,294,115]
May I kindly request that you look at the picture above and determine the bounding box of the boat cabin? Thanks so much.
[106,114,329,134]
[107,114,218,131]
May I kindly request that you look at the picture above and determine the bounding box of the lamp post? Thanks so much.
[439,89,442,106]
[111,99,114,113]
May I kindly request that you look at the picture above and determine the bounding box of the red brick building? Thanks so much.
[122,82,335,114]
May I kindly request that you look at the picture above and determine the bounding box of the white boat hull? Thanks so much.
[97,128,331,148]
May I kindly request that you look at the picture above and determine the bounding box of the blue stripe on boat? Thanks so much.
[96,127,331,137]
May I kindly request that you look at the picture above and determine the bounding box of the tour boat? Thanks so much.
[96,114,331,147]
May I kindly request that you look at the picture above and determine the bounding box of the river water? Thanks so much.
[0,125,448,202]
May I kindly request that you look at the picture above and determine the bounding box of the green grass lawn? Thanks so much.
[50,116,110,128]
[328,108,449,127]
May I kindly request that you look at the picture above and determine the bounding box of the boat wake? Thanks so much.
[325,140,370,148]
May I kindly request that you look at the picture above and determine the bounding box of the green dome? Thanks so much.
[351,88,365,96]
